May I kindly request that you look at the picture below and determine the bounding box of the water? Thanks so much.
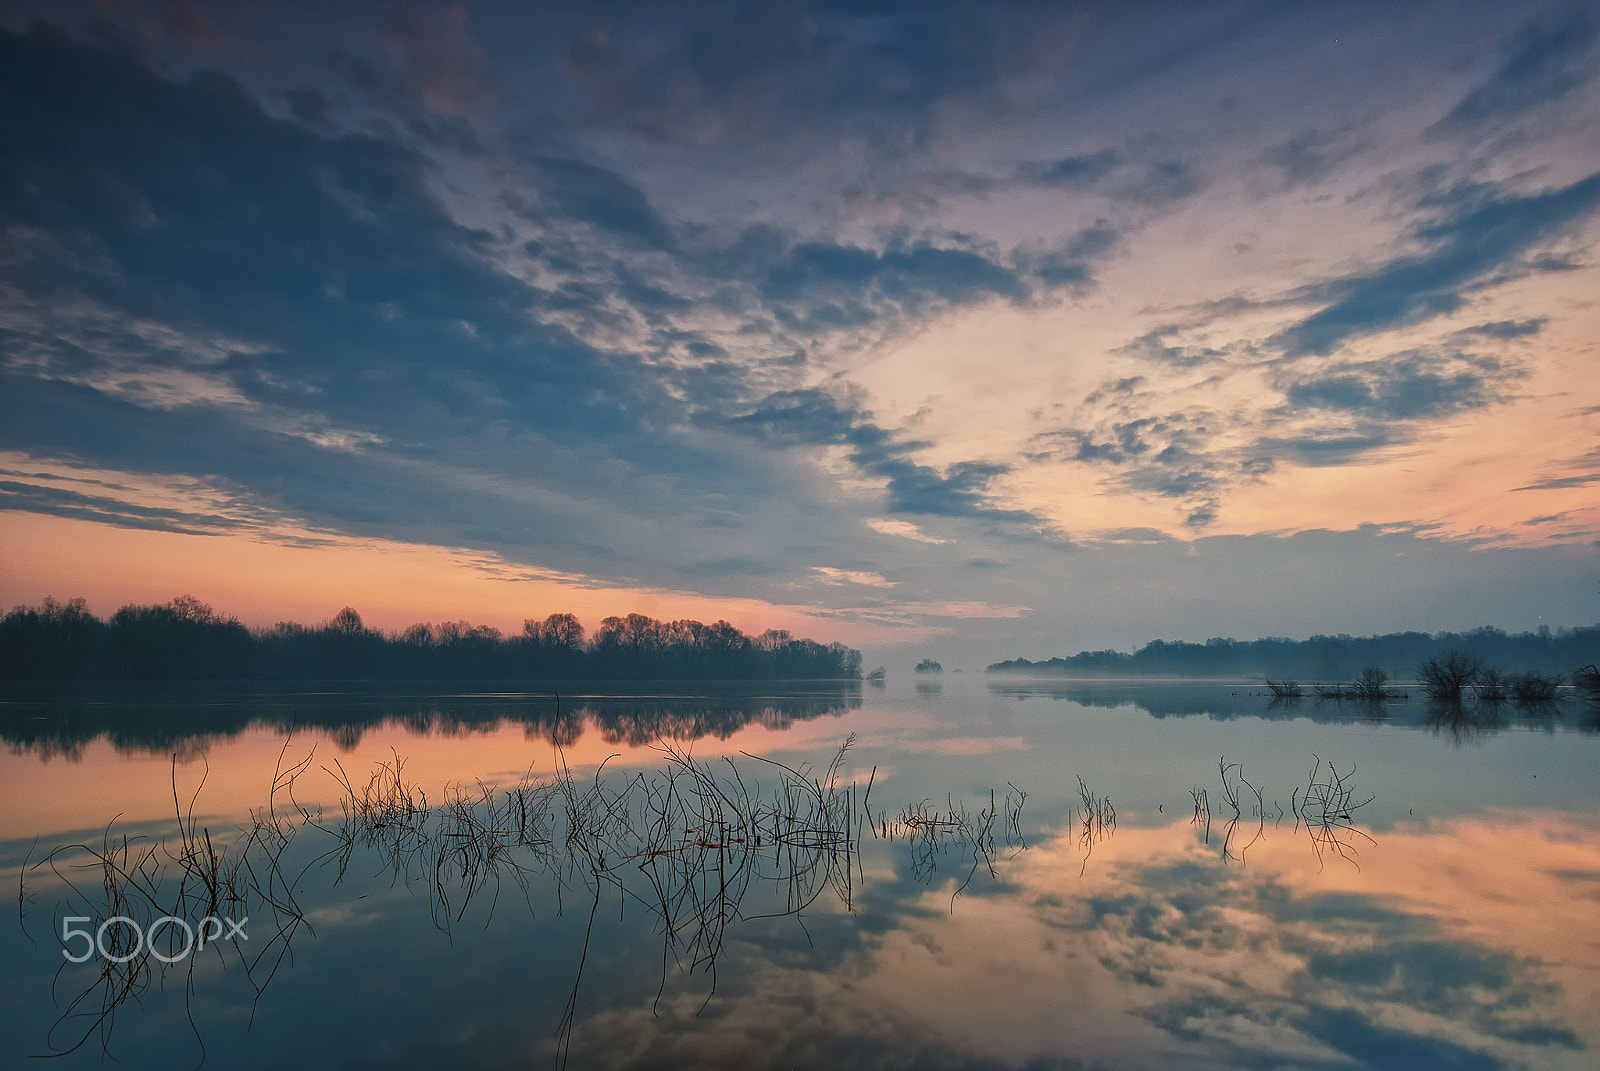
[2,678,1597,1070]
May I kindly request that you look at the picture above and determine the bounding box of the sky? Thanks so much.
[1,0,1598,668]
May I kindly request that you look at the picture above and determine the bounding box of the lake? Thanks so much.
[2,677,1597,1070]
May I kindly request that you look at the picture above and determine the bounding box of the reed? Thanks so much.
[26,754,310,1061]
[1190,786,1211,844]
[27,737,1026,1065]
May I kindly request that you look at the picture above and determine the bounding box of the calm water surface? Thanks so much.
[2,678,1597,1070]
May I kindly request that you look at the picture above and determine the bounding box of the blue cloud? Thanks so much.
[758,240,1026,330]
[1274,172,1600,357]
[1264,125,1358,186]
[1282,350,1509,422]
[1019,149,1121,188]
[1429,13,1598,137]
[523,156,677,250]
[1252,431,1400,468]
[1016,150,1198,206]
[562,1,1074,160]
[1030,410,1225,527]
[720,388,1038,523]
[0,479,246,536]
[1119,326,1226,368]
[1457,318,1546,340]
[0,25,881,593]
[1513,473,1600,492]
[1024,222,1122,287]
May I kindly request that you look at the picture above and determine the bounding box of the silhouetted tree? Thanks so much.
[1417,649,1484,703]
[0,596,106,679]
[988,626,1598,680]
[107,596,251,679]
[0,597,862,681]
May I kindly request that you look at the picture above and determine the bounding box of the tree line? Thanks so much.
[0,597,863,681]
[987,625,1599,680]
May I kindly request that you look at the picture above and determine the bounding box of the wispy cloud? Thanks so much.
[1273,173,1600,358]
[810,566,895,588]
[1428,12,1599,138]
[867,519,947,544]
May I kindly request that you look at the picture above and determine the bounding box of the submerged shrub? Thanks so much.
[1417,650,1483,703]
[1350,666,1393,701]
[1511,671,1562,705]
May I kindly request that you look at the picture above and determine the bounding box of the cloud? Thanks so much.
[0,23,900,600]
[522,155,677,250]
[1020,221,1122,288]
[1032,407,1229,527]
[382,3,491,118]
[1037,338,1524,527]
[558,2,1084,165]
[1118,325,1227,368]
[719,388,1041,523]
[1249,430,1399,469]
[810,566,895,588]
[1263,124,1359,187]
[757,240,1026,332]
[1016,149,1199,206]
[1017,148,1121,188]
[1455,317,1546,340]
[3,6,1598,650]
[866,519,947,544]
[1513,473,1600,492]
[0,478,249,536]
[1279,349,1513,422]
[1273,172,1600,357]
[1429,13,1599,137]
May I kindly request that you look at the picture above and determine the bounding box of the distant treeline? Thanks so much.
[0,596,863,681]
[987,625,1600,680]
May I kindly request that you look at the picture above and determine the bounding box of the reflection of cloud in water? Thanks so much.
[895,736,1029,756]
[562,812,1600,1069]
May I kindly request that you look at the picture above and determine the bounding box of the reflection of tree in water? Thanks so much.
[22,737,1021,1066]
[1425,698,1506,745]
[0,684,863,759]
[992,680,1600,737]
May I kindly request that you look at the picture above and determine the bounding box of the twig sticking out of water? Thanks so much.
[1292,754,1375,871]
[27,749,312,1063]
[1577,664,1600,703]
[1075,777,1116,871]
[28,737,1026,1069]
[1217,757,1264,865]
